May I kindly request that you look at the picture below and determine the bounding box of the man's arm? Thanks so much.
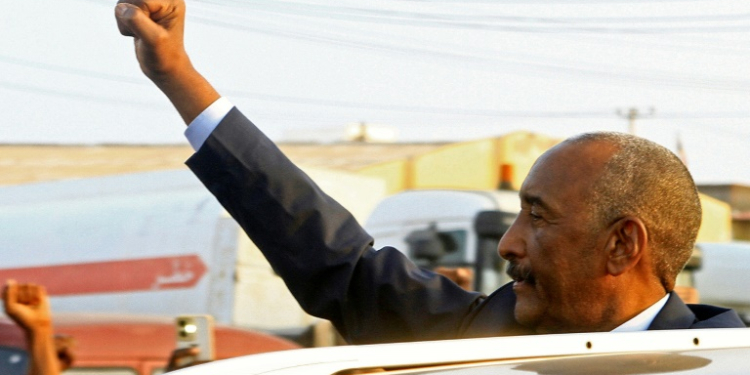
[115,0,219,124]
[116,0,484,344]
[3,280,59,375]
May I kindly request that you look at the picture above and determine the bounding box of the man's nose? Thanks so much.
[497,216,525,261]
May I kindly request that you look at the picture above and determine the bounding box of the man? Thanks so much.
[498,133,721,334]
[114,0,744,344]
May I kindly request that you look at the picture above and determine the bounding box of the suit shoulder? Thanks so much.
[688,304,746,328]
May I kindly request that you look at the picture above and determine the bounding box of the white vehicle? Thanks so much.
[0,168,385,345]
[364,189,519,294]
[694,242,750,324]
[172,328,750,375]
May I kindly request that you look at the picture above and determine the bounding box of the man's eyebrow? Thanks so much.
[521,193,555,213]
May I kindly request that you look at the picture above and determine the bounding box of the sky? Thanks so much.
[3,0,750,184]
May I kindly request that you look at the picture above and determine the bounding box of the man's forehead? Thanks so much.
[532,139,617,176]
[519,140,617,208]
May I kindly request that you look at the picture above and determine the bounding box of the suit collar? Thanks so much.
[647,292,696,330]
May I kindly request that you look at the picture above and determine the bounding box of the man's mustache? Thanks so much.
[506,262,535,285]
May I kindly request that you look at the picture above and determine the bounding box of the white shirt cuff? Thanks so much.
[184,97,234,151]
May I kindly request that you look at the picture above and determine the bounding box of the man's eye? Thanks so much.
[529,211,542,221]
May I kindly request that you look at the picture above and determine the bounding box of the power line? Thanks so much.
[0,55,146,85]
[3,60,750,120]
[196,0,750,34]
[0,80,167,110]
[192,13,750,93]
[194,1,750,57]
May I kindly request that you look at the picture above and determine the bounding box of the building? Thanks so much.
[698,184,750,241]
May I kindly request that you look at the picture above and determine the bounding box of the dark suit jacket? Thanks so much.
[186,107,745,344]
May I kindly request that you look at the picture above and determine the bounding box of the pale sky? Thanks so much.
[3,0,750,184]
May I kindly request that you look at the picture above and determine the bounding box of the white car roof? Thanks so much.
[172,328,750,375]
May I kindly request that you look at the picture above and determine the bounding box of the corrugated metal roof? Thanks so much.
[0,142,448,186]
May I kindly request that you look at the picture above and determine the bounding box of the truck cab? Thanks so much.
[364,189,518,294]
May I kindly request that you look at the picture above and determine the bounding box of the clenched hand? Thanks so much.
[115,0,220,124]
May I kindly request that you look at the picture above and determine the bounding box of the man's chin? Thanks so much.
[513,296,543,329]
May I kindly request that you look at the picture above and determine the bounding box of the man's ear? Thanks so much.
[605,217,648,276]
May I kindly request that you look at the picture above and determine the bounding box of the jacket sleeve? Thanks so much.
[185,108,484,344]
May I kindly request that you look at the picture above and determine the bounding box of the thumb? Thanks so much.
[3,279,17,309]
[115,3,164,43]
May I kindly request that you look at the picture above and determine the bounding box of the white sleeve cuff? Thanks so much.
[184,97,234,151]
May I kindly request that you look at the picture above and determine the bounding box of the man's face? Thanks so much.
[498,141,617,333]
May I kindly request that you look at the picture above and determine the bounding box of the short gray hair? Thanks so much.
[566,132,702,291]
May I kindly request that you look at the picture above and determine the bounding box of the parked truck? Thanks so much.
[364,189,518,294]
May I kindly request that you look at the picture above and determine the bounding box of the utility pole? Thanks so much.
[352,122,367,142]
[616,107,655,135]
